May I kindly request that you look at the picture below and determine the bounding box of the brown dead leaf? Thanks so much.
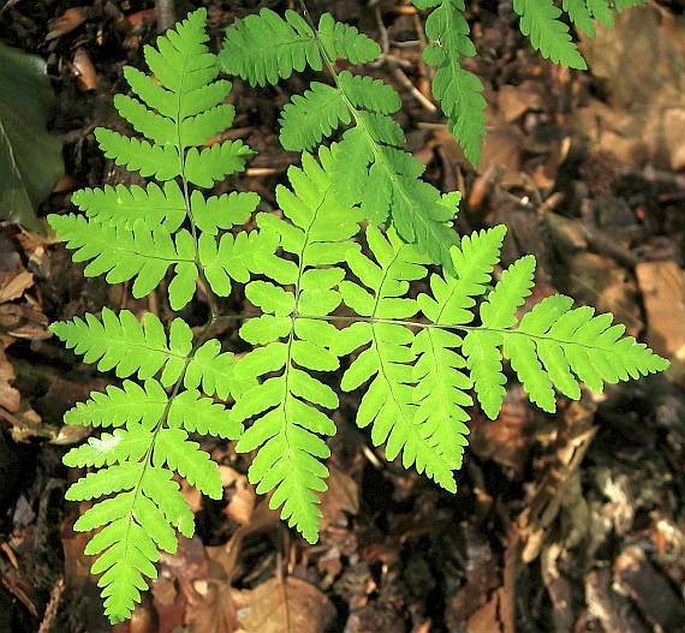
[233,576,336,633]
[0,303,50,339]
[0,344,20,413]
[577,7,685,170]
[497,81,543,123]
[187,579,240,633]
[72,47,97,91]
[566,252,641,336]
[319,464,359,530]
[220,465,256,526]
[635,260,685,387]
[46,7,89,41]
[470,387,531,476]
[0,270,33,304]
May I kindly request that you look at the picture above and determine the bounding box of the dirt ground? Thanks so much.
[1,1,685,632]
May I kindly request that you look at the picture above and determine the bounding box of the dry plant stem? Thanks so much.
[38,576,65,633]
[155,0,175,32]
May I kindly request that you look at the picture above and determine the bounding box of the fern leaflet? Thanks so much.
[412,0,486,166]
[513,0,587,69]
[230,147,362,542]
[221,8,460,273]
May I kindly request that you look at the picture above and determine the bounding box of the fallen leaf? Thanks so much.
[234,576,336,633]
[497,81,543,123]
[0,270,33,304]
[319,465,359,529]
[577,7,685,170]
[470,387,531,476]
[45,7,89,41]
[72,47,97,91]
[0,42,63,230]
[220,465,256,526]
[635,260,685,387]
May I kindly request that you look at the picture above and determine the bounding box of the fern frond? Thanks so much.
[412,225,507,466]
[333,130,460,271]
[220,9,380,87]
[502,297,669,406]
[51,308,192,385]
[563,0,647,38]
[222,8,459,270]
[63,425,151,468]
[279,72,400,153]
[513,0,587,69]
[191,191,259,235]
[168,388,241,438]
[198,227,283,297]
[183,140,253,188]
[562,0,596,36]
[71,182,186,232]
[70,464,193,623]
[95,129,180,180]
[48,214,198,310]
[184,338,245,400]
[463,254,536,415]
[412,0,486,165]
[153,428,222,498]
[230,148,361,542]
[339,226,458,491]
[63,377,229,622]
[64,379,168,429]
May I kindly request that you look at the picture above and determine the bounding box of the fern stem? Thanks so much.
[214,311,617,353]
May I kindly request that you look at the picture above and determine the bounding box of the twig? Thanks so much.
[38,576,65,633]
[389,64,437,112]
[155,0,175,33]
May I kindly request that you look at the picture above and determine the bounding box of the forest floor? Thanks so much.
[1,1,685,632]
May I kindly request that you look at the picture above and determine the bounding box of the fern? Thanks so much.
[221,8,459,273]
[49,6,668,626]
[230,147,363,542]
[47,10,260,623]
[412,0,486,165]
[410,0,650,162]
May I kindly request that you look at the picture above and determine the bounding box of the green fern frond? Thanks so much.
[562,0,596,36]
[71,182,186,231]
[49,214,198,310]
[70,464,194,623]
[49,7,257,313]
[191,191,259,235]
[412,225,507,465]
[95,129,180,180]
[184,338,244,400]
[220,9,380,87]
[51,308,192,385]
[563,0,648,38]
[230,148,362,542]
[183,140,253,188]
[222,8,460,273]
[513,0,587,69]
[339,226,458,492]
[64,379,168,429]
[332,131,460,271]
[502,297,668,406]
[198,227,283,298]
[168,388,241,438]
[153,428,222,498]
[50,7,670,627]
[412,0,486,165]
